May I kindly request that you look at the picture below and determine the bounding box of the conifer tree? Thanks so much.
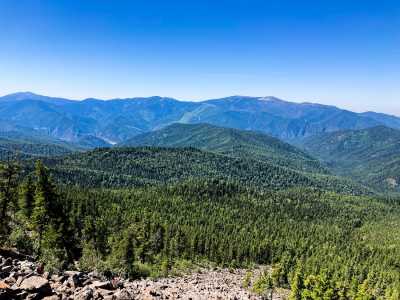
[0,161,20,240]
[266,273,274,300]
[19,175,35,218]
[289,263,305,300]
[31,160,57,255]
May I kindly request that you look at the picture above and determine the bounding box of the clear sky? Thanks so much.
[0,0,399,115]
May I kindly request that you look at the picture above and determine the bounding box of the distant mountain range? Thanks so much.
[1,92,400,147]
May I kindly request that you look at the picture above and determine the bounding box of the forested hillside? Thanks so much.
[302,126,400,192]
[122,123,326,174]
[1,160,400,299]
[1,96,400,299]
[0,132,79,160]
[40,147,369,195]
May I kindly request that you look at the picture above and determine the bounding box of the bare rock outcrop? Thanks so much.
[0,250,287,299]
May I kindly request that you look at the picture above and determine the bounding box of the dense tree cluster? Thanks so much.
[41,147,370,195]
[122,123,328,174]
[302,125,400,193]
[1,156,399,298]
[0,138,74,160]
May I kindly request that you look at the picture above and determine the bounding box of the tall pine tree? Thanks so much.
[19,175,35,218]
[0,161,20,240]
[31,160,58,255]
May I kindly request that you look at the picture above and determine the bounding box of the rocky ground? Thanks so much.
[0,249,288,300]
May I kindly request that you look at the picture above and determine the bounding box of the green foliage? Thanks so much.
[289,264,305,300]
[252,271,274,299]
[106,225,143,278]
[271,263,286,288]
[7,225,34,253]
[252,272,268,295]
[1,157,399,297]
[302,125,400,193]
[43,147,369,195]
[122,123,327,174]
[301,274,334,300]
[19,175,35,218]
[242,270,253,288]
[32,161,52,252]
[40,225,68,273]
[1,160,70,272]
[0,135,77,161]
[78,240,105,273]
[55,179,400,297]
[159,258,171,278]
[0,161,20,241]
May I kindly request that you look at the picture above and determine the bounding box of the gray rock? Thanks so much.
[16,276,24,286]
[113,289,132,300]
[51,274,66,283]
[66,275,79,288]
[64,271,82,277]
[96,288,114,296]
[91,280,112,290]
[73,286,94,300]
[26,293,39,300]
[1,265,12,273]
[3,276,16,285]
[43,295,61,300]
[19,275,52,296]
[2,258,12,267]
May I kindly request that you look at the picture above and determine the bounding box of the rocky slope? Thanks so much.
[0,250,287,300]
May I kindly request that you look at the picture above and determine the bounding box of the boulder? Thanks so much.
[43,295,61,300]
[73,286,94,300]
[3,276,16,285]
[0,282,9,289]
[16,276,24,286]
[19,275,52,296]
[1,258,12,267]
[96,288,114,297]
[91,280,112,290]
[113,289,132,300]
[26,293,40,300]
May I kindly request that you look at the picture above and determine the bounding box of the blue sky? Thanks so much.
[0,0,399,114]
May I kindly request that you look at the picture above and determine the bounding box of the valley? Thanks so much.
[301,126,400,193]
[0,93,400,299]
[3,1,399,298]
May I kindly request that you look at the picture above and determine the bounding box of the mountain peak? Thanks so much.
[258,96,285,102]
[1,91,44,101]
[1,91,74,104]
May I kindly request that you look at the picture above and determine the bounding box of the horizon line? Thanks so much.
[1,90,398,118]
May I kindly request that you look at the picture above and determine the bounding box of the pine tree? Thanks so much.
[31,160,58,255]
[266,273,274,300]
[0,161,20,240]
[32,185,48,255]
[19,175,35,218]
[355,279,374,300]
[289,263,305,300]
[40,224,67,272]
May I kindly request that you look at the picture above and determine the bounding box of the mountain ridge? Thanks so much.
[301,125,400,192]
[122,122,327,174]
[42,146,370,195]
[1,92,399,147]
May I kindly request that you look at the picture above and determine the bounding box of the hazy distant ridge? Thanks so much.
[1,92,399,147]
